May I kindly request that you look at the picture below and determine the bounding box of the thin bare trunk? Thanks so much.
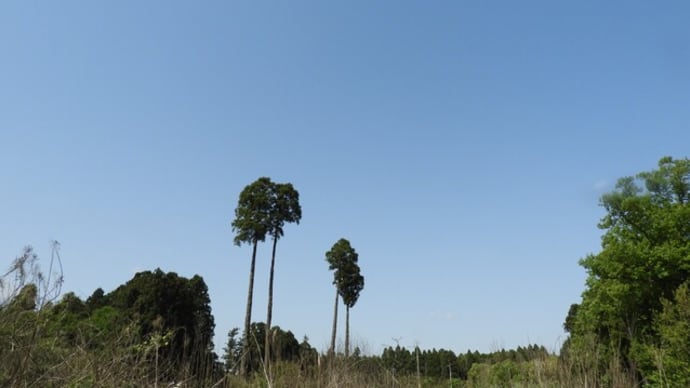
[240,240,258,377]
[265,236,278,377]
[330,289,339,357]
[345,305,350,358]
[416,347,421,388]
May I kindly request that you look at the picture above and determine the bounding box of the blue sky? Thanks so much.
[1,1,689,354]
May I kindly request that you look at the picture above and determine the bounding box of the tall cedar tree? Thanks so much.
[340,261,364,357]
[264,182,301,374]
[325,238,360,356]
[232,177,272,376]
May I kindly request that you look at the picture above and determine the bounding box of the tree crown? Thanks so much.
[231,177,274,246]
[325,238,364,308]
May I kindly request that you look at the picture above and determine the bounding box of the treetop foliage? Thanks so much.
[340,263,364,309]
[231,177,302,246]
[325,238,364,308]
[106,268,215,358]
[326,238,358,276]
[268,181,302,240]
[232,177,274,246]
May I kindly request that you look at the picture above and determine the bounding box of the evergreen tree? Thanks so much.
[105,269,216,376]
[264,181,301,373]
[325,238,360,357]
[340,261,364,357]
[231,177,272,376]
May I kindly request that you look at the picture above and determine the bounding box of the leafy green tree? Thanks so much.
[489,360,520,388]
[232,177,273,376]
[325,238,359,356]
[563,303,579,334]
[79,305,128,349]
[264,181,301,372]
[569,157,690,381]
[646,282,690,386]
[467,362,491,387]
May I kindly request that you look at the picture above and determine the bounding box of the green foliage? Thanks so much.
[1,251,220,387]
[232,177,274,246]
[224,327,242,373]
[267,181,302,240]
[340,263,364,310]
[567,156,690,383]
[0,246,61,387]
[105,268,216,376]
[229,322,308,376]
[489,360,520,387]
[325,238,364,308]
[326,239,358,275]
[85,287,105,311]
[467,362,491,387]
[381,345,415,374]
[376,343,552,386]
[232,177,302,246]
[644,282,690,386]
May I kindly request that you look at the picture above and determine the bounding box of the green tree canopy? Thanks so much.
[105,268,215,373]
[339,261,364,310]
[267,182,302,240]
[568,156,690,381]
[326,238,359,284]
[232,177,274,246]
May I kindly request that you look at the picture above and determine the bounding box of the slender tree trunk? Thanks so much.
[265,236,278,377]
[345,305,350,358]
[330,288,339,357]
[416,347,421,388]
[240,240,258,377]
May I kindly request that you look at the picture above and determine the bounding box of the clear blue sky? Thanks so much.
[1,1,689,355]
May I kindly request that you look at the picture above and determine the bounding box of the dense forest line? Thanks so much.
[2,156,689,387]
